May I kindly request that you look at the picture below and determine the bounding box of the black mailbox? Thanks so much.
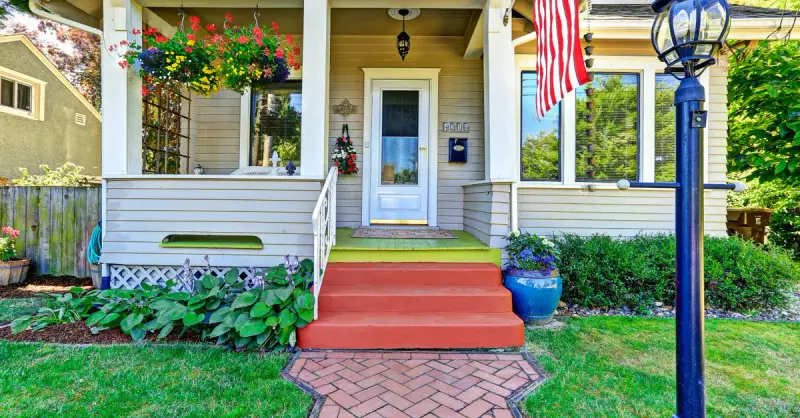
[449,138,468,163]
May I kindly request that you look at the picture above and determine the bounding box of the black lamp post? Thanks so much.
[396,9,411,61]
[617,1,737,417]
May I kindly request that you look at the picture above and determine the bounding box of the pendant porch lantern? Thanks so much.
[396,8,411,61]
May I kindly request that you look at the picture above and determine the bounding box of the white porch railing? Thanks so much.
[311,167,338,320]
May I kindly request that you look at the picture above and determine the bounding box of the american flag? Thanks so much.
[534,0,591,118]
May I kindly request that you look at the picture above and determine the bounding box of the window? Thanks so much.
[249,82,302,167]
[0,76,34,114]
[520,72,561,181]
[655,74,679,182]
[575,73,640,182]
[142,84,191,174]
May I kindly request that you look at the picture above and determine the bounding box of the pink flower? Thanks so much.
[118,61,129,69]
[275,49,284,59]
[225,13,233,22]
[205,23,217,32]
[263,47,271,57]
[10,230,20,239]
[119,40,129,46]
[1,226,11,235]
[237,35,248,44]
[286,34,294,44]
[132,28,142,35]
[185,46,193,53]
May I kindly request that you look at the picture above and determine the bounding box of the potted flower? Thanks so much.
[503,231,562,323]
[0,226,30,286]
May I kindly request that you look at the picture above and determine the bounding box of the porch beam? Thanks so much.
[512,0,534,22]
[463,9,484,60]
[136,0,485,8]
[300,0,330,178]
[101,0,143,176]
[483,0,516,182]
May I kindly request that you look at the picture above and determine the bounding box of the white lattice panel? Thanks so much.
[110,265,269,292]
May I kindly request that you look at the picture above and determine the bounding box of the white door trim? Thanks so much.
[361,68,440,227]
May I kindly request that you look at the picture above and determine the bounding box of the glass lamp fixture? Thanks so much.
[651,0,732,79]
[396,9,411,61]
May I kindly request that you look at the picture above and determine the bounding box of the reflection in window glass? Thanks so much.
[1,78,14,108]
[381,90,419,185]
[655,74,679,182]
[575,73,640,182]
[250,82,302,167]
[520,72,561,181]
[16,83,32,112]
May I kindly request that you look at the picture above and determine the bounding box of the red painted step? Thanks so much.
[299,262,524,349]
[322,262,502,287]
[297,312,524,349]
[318,285,512,313]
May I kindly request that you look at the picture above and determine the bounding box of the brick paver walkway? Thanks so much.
[284,351,544,418]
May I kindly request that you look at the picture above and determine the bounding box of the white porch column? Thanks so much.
[483,0,516,182]
[300,0,331,178]
[101,0,143,176]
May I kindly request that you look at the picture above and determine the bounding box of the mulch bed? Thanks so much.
[0,276,93,299]
[0,321,204,345]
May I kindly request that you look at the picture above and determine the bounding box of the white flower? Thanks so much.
[508,230,520,238]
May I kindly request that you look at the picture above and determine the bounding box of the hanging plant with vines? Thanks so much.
[217,13,301,94]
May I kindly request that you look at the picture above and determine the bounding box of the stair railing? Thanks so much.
[311,167,338,320]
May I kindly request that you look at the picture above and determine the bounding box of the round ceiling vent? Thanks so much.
[388,8,420,21]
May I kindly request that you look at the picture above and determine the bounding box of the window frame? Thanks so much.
[0,66,45,121]
[238,69,302,170]
[519,70,563,182]
[514,55,710,189]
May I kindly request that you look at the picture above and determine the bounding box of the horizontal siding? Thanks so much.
[191,89,241,175]
[101,178,322,267]
[463,183,511,249]
[330,36,483,229]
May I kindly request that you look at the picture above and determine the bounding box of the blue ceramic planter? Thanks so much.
[503,268,563,323]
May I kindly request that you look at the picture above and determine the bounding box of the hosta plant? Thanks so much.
[11,287,98,334]
[217,15,301,93]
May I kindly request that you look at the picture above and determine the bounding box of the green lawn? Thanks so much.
[0,298,43,322]
[0,343,312,418]
[524,317,800,418]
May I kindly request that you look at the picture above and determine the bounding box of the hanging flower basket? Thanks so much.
[218,15,301,94]
[333,125,359,175]
[112,15,222,96]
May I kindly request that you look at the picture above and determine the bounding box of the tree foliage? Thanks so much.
[0,0,30,20]
[728,40,800,183]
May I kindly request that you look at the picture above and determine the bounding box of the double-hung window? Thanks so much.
[520,71,561,181]
[247,81,303,168]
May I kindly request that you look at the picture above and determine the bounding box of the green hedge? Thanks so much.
[554,234,800,312]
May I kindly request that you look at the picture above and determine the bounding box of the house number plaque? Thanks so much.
[442,122,470,133]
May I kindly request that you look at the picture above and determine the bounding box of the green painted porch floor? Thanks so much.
[330,228,501,265]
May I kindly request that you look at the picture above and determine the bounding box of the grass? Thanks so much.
[0,298,43,322]
[0,343,312,418]
[524,317,800,418]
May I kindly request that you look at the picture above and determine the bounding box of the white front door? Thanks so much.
[369,80,430,225]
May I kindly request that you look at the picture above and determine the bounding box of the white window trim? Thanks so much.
[238,70,302,170]
[0,66,46,121]
[514,54,710,189]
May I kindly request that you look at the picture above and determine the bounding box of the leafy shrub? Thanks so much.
[728,178,800,258]
[13,163,92,186]
[554,234,800,312]
[12,257,316,351]
[11,288,98,333]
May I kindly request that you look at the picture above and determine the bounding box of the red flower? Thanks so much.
[263,47,271,57]
[144,27,158,36]
[211,34,224,44]
[272,21,280,32]
[191,23,201,31]
[189,16,200,24]
[155,35,168,43]
[108,44,117,52]
[119,40,129,46]
[185,46,193,53]
[265,67,273,76]
[292,63,301,71]
[225,13,233,22]
[286,34,294,44]
[275,49,284,59]
[132,28,142,35]
[186,34,196,41]
[118,61,129,69]
[142,86,150,96]
[292,46,301,56]
[10,229,20,239]
[205,23,217,32]
[254,27,264,39]
[237,35,248,44]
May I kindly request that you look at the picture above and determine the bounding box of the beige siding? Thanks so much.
[329,36,485,229]
[101,178,322,267]
[463,183,511,248]
[192,89,242,174]
[517,62,729,238]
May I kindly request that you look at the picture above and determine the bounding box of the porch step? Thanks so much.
[318,285,512,313]
[298,262,525,349]
[297,312,524,349]
[323,262,502,287]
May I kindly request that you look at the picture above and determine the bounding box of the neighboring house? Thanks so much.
[34,0,789,349]
[0,35,101,179]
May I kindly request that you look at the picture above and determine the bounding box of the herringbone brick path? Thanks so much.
[285,351,543,418]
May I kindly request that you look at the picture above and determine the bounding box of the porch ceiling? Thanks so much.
[148,8,475,37]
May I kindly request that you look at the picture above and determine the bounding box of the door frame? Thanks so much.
[361,68,440,227]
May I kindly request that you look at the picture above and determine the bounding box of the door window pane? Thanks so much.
[575,73,640,182]
[16,83,32,112]
[250,82,302,167]
[655,74,679,182]
[0,79,13,108]
[521,71,561,181]
[381,90,419,185]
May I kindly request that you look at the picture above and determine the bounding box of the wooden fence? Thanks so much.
[0,186,101,278]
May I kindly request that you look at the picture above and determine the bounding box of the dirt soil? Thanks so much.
[0,276,93,299]
[0,321,204,345]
